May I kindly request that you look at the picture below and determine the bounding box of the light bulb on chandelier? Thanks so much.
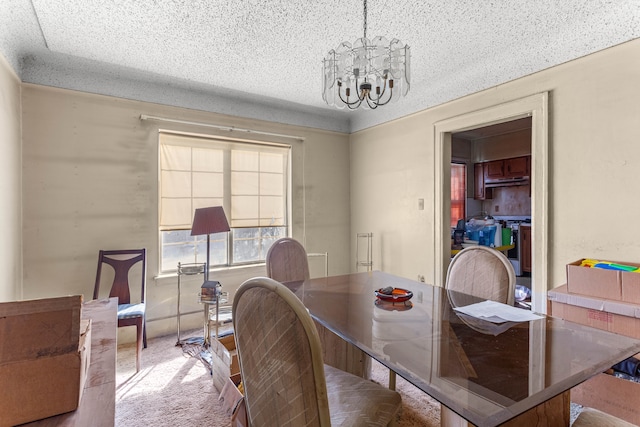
[322,0,410,110]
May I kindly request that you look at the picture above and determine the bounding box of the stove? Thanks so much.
[497,218,531,276]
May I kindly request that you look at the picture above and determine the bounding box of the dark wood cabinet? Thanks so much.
[484,156,530,181]
[521,225,532,273]
[485,160,505,180]
[504,156,529,178]
[474,163,493,200]
[474,155,530,199]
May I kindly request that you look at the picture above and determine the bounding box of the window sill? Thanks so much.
[153,263,266,285]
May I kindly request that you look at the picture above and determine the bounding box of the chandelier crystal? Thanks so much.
[322,0,410,110]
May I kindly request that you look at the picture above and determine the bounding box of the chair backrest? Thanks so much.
[233,277,330,427]
[446,245,516,306]
[265,238,310,284]
[93,249,147,304]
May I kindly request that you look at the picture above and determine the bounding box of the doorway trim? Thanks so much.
[434,92,549,313]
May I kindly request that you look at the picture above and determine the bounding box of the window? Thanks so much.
[451,163,466,227]
[159,132,290,273]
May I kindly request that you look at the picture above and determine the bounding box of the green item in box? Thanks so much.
[502,228,512,245]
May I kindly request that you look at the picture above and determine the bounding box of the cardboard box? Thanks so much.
[571,372,640,425]
[211,333,239,393]
[566,259,640,304]
[0,295,91,426]
[549,285,640,424]
[219,373,243,416]
[548,285,640,339]
[219,373,248,427]
[621,270,640,305]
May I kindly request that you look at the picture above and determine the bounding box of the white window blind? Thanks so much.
[159,132,289,230]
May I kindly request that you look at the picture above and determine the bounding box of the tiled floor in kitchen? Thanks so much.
[515,275,532,309]
[517,275,531,290]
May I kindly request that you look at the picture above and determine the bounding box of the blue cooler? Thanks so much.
[477,226,496,246]
[466,229,480,241]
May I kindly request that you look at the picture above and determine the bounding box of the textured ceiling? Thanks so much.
[1,0,640,132]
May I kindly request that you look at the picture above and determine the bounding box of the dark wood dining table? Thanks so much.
[285,271,640,427]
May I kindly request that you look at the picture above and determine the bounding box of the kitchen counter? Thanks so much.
[451,243,515,257]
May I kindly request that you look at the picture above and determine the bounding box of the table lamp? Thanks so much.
[191,206,230,298]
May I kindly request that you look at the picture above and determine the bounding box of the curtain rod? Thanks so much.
[139,114,305,142]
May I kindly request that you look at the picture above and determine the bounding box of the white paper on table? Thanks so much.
[453,300,544,323]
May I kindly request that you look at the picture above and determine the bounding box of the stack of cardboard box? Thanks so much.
[0,295,91,426]
[548,259,640,425]
[212,333,246,426]
[210,333,239,393]
[219,373,246,427]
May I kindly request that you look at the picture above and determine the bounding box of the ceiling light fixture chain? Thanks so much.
[322,0,410,110]
[363,0,367,40]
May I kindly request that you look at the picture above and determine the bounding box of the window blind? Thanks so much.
[159,132,289,230]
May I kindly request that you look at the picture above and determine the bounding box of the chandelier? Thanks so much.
[322,0,410,110]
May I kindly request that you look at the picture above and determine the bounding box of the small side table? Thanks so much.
[176,262,206,345]
[199,282,229,347]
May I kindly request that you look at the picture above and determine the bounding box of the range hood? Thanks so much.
[485,176,530,188]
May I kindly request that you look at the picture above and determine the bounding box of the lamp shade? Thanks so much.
[190,206,230,236]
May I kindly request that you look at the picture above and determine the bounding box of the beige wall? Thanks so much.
[12,37,640,340]
[21,85,350,339]
[0,55,22,302]
[350,38,640,289]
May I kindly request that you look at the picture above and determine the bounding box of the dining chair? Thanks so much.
[232,276,402,427]
[265,237,310,285]
[265,237,372,382]
[441,245,516,407]
[93,248,147,372]
[446,245,516,306]
[573,407,636,427]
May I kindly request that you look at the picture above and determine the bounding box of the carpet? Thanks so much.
[115,330,582,426]
[116,330,439,426]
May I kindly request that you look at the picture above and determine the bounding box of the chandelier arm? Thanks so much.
[365,96,379,109]
[374,87,394,106]
[347,99,363,110]
[365,90,378,104]
[370,75,389,102]
[363,81,393,108]
[338,84,365,107]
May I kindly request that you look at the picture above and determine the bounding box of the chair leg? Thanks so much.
[135,318,143,372]
[387,406,400,427]
[143,318,147,349]
[388,370,396,390]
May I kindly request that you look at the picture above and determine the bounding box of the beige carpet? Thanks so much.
[116,330,586,426]
[116,330,440,426]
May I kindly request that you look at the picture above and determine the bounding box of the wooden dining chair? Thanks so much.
[233,277,402,427]
[93,248,147,372]
[573,407,636,427]
[445,245,516,306]
[265,237,310,285]
[265,238,372,382]
[441,245,516,414]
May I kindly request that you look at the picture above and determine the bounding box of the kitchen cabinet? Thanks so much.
[484,156,530,181]
[521,224,532,273]
[473,163,493,200]
[485,160,505,180]
[504,156,529,178]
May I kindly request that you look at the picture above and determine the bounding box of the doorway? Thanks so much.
[451,117,532,302]
[434,93,549,313]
